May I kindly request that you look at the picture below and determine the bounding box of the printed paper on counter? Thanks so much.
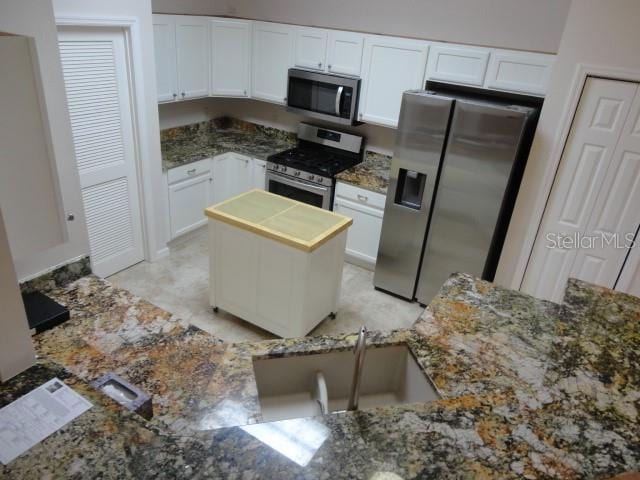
[0,378,92,465]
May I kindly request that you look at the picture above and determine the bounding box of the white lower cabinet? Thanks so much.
[167,159,213,239]
[252,159,267,189]
[334,182,386,269]
[212,152,252,204]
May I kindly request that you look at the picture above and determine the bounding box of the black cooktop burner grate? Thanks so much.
[268,147,361,177]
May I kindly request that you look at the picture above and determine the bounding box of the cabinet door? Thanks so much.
[175,16,209,99]
[426,44,489,87]
[334,196,383,268]
[169,173,212,238]
[229,153,252,196]
[485,50,553,96]
[212,153,252,203]
[210,19,251,97]
[252,159,267,189]
[326,30,364,76]
[252,22,294,104]
[152,15,177,102]
[359,36,429,127]
[212,154,232,204]
[294,27,327,71]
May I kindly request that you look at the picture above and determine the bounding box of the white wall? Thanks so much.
[0,0,90,282]
[52,0,169,261]
[0,36,65,260]
[496,0,640,291]
[0,208,36,382]
[151,0,570,54]
[159,97,397,154]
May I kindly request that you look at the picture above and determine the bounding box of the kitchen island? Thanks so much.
[205,189,352,337]
[2,272,639,479]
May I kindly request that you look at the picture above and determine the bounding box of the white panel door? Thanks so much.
[58,27,144,277]
[252,22,294,104]
[616,229,640,297]
[523,78,638,301]
[175,16,209,99]
[359,36,429,127]
[294,26,327,71]
[152,15,177,102]
[210,19,251,97]
[326,30,364,76]
[570,88,640,288]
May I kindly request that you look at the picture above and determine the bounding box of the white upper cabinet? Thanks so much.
[485,50,554,96]
[359,35,429,127]
[210,19,251,97]
[326,30,364,76]
[426,44,490,87]
[252,22,295,104]
[294,27,328,71]
[152,15,178,102]
[175,16,209,99]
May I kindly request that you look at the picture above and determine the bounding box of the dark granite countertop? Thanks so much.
[2,273,639,478]
[161,118,296,171]
[336,150,392,195]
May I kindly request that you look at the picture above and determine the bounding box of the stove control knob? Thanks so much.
[308,174,315,181]
[294,170,301,177]
[317,177,323,184]
[281,166,287,174]
[273,165,279,171]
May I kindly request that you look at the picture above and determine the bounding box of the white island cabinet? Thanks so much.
[206,190,352,337]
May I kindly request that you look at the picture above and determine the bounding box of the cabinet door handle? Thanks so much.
[187,168,196,175]
[357,194,368,202]
[244,89,247,96]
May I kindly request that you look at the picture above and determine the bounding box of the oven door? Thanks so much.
[286,69,360,125]
[267,171,332,210]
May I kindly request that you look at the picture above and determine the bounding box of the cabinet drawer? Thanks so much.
[426,44,489,86]
[167,158,211,184]
[335,182,386,210]
[485,51,554,96]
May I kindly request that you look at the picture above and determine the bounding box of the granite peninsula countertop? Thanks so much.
[336,150,392,195]
[161,118,296,171]
[2,273,639,478]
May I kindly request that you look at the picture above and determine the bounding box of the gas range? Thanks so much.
[266,123,364,210]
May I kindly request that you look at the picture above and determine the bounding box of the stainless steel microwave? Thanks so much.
[286,68,361,126]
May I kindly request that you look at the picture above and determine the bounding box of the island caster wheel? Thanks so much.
[329,312,336,320]
[213,306,219,313]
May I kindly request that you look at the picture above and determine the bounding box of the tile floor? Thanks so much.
[108,228,424,343]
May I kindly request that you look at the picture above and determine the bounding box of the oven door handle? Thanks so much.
[267,170,330,194]
[335,86,344,116]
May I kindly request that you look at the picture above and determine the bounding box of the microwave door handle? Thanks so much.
[335,86,344,115]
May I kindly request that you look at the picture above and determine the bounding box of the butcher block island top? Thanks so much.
[204,189,352,252]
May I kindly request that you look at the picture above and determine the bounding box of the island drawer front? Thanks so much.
[168,158,211,184]
[336,182,386,210]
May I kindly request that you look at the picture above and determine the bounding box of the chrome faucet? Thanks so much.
[347,326,367,411]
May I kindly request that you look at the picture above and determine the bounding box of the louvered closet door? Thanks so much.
[523,78,639,301]
[58,27,144,277]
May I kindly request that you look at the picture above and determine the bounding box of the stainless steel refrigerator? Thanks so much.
[374,87,539,304]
